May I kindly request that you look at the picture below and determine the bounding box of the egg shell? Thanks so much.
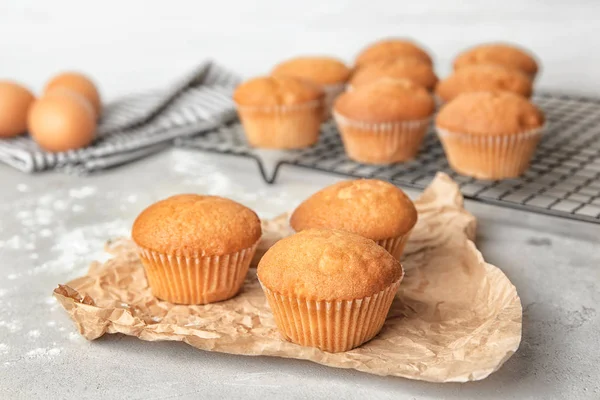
[0,81,35,138]
[44,72,102,117]
[28,90,96,152]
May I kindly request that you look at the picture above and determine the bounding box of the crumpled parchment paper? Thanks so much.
[53,173,522,383]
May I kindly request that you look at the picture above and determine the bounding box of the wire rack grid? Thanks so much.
[177,92,600,224]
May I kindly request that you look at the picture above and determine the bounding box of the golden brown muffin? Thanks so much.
[351,57,438,91]
[436,64,533,102]
[258,228,403,352]
[233,76,325,148]
[333,79,435,164]
[453,43,539,79]
[132,195,261,304]
[272,56,351,119]
[435,91,545,180]
[355,38,433,67]
[290,179,417,259]
[272,56,351,86]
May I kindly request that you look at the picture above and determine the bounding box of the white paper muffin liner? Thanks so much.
[260,278,402,353]
[322,83,347,119]
[333,112,432,164]
[235,100,324,149]
[376,231,412,260]
[435,126,544,180]
[136,243,258,305]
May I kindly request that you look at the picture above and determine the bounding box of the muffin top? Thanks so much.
[436,64,533,102]
[350,57,438,91]
[272,56,352,86]
[334,79,435,123]
[355,38,433,67]
[132,195,261,257]
[436,91,545,135]
[233,76,324,107]
[257,229,403,300]
[453,43,539,77]
[290,179,417,240]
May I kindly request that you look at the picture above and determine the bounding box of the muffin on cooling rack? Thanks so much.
[453,43,539,80]
[333,79,435,164]
[233,76,324,149]
[290,179,417,260]
[355,38,433,67]
[350,57,438,92]
[272,56,351,119]
[132,195,261,304]
[435,91,545,180]
[436,64,533,102]
[258,228,403,353]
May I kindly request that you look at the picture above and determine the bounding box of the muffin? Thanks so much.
[436,64,533,102]
[355,38,433,67]
[333,79,435,164]
[272,56,351,119]
[350,57,438,91]
[290,179,417,259]
[258,229,403,353]
[453,43,539,79]
[233,76,325,149]
[436,91,545,180]
[132,195,261,304]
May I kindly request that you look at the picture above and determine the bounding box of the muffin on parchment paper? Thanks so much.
[355,38,433,67]
[350,57,438,91]
[132,195,261,304]
[233,76,324,149]
[290,179,417,260]
[333,79,435,164]
[257,229,403,353]
[436,91,545,180]
[436,64,533,102]
[272,56,351,119]
[453,43,539,80]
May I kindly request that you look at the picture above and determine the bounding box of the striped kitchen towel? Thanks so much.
[0,61,240,174]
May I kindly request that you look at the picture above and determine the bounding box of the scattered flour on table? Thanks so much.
[27,330,41,339]
[0,343,9,354]
[0,320,22,332]
[68,186,97,199]
[16,184,29,192]
[25,347,62,358]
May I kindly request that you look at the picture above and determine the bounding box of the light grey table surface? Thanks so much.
[0,148,598,400]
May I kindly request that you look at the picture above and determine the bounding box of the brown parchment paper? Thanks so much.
[53,173,522,383]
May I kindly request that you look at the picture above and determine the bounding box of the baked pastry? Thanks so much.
[233,76,324,149]
[272,56,351,119]
[132,195,261,304]
[333,79,435,164]
[355,38,433,67]
[257,229,403,352]
[436,64,533,102]
[435,91,545,180]
[290,179,417,259]
[350,57,438,91]
[453,43,539,79]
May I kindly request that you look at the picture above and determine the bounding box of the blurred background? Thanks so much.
[1,0,598,100]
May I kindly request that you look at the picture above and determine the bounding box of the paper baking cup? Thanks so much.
[376,231,412,260]
[436,126,543,180]
[236,100,324,149]
[334,112,431,164]
[260,279,402,353]
[136,243,258,305]
[322,83,347,120]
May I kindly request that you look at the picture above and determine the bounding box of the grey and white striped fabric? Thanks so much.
[0,61,240,174]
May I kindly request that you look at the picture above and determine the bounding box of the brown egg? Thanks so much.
[44,72,102,117]
[28,90,96,152]
[0,81,35,138]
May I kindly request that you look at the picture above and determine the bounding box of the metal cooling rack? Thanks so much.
[177,92,600,224]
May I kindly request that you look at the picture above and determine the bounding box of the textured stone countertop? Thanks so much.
[0,149,598,399]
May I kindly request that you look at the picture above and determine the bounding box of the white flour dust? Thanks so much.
[68,186,97,199]
[27,330,41,339]
[0,320,22,333]
[25,347,62,358]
